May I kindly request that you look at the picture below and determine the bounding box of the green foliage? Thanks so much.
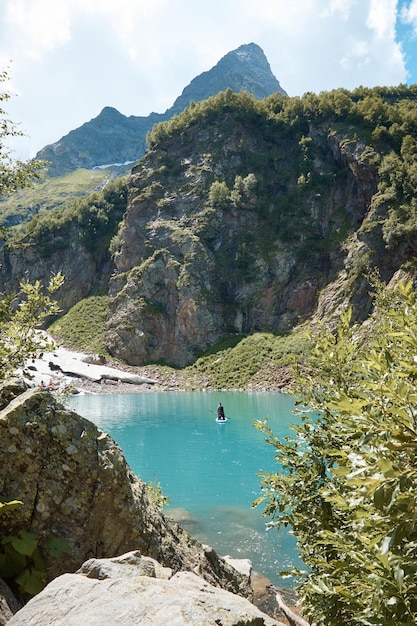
[0,69,45,197]
[0,273,64,380]
[147,89,263,148]
[109,222,125,255]
[0,528,46,596]
[254,279,417,625]
[208,180,230,208]
[49,294,109,353]
[145,475,170,510]
[188,331,310,389]
[0,168,120,230]
[24,177,128,258]
[0,499,71,597]
[208,173,257,210]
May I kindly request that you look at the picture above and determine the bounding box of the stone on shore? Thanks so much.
[7,552,284,626]
[28,342,157,388]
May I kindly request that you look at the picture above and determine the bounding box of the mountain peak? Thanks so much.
[36,43,286,177]
[225,42,275,72]
[168,43,286,115]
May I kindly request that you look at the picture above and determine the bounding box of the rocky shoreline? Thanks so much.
[69,362,292,396]
[29,338,293,396]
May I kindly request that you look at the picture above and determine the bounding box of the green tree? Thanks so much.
[208,180,230,208]
[254,279,417,625]
[0,67,63,380]
[0,69,44,196]
[0,274,64,380]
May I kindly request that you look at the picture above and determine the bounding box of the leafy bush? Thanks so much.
[24,177,128,258]
[254,279,417,625]
[0,274,63,380]
[145,475,170,510]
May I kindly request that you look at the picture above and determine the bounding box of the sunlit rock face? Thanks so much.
[7,552,283,626]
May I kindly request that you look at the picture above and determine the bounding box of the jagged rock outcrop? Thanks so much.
[168,42,286,116]
[35,43,285,177]
[0,382,250,597]
[7,552,284,625]
[0,579,20,626]
[104,106,383,367]
[0,236,112,312]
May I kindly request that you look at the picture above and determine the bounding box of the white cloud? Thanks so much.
[368,0,397,38]
[6,0,72,58]
[321,0,354,19]
[401,0,417,33]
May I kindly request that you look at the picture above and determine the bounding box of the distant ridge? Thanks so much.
[36,43,287,177]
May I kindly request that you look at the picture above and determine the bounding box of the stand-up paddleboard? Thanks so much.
[216,403,227,423]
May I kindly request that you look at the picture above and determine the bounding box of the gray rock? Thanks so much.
[8,552,284,626]
[77,550,173,580]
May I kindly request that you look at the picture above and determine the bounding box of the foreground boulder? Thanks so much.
[8,551,283,626]
[0,383,249,597]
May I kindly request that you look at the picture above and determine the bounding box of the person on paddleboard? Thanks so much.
[217,403,226,420]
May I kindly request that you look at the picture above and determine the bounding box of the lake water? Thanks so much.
[69,390,303,587]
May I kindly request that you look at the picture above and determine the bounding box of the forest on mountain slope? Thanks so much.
[1,84,417,377]
[17,84,417,266]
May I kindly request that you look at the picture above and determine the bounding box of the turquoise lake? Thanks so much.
[69,390,303,586]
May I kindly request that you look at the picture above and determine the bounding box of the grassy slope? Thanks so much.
[49,295,311,389]
[0,165,131,228]
[48,295,109,355]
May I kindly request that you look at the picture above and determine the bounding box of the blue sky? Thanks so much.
[1,0,417,161]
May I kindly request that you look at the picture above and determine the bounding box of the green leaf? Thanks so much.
[377,459,394,475]
[0,499,23,511]
[45,536,71,558]
[10,530,38,557]
[393,566,404,591]
[15,566,46,595]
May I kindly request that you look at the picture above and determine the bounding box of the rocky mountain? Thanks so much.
[36,43,286,178]
[1,85,416,369]
[167,41,285,115]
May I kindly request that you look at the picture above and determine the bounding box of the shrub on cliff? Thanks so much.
[0,69,64,380]
[24,177,128,258]
[255,278,417,625]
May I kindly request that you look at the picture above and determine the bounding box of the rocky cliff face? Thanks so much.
[103,99,388,367]
[0,232,112,313]
[1,89,412,370]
